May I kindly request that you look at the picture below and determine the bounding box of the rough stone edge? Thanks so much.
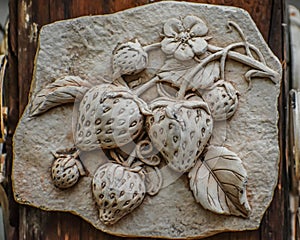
[11,1,283,239]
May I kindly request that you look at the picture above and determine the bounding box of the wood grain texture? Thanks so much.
[260,1,290,240]
[17,0,38,115]
[6,0,20,239]
[6,0,289,239]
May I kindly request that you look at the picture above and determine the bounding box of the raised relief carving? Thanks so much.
[28,14,278,224]
[51,148,86,189]
[13,2,282,238]
[92,162,147,225]
[188,145,250,217]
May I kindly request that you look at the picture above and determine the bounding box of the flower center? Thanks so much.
[176,31,191,43]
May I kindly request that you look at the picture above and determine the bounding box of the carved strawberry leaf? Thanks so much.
[157,58,195,85]
[189,61,220,90]
[157,58,220,91]
[188,145,251,217]
[30,76,92,117]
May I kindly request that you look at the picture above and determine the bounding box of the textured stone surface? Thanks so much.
[13,2,281,239]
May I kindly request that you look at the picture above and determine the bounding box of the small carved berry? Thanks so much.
[202,81,239,121]
[146,96,213,172]
[113,39,148,77]
[75,84,150,151]
[92,163,146,225]
[51,151,85,189]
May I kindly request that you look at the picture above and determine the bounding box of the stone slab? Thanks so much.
[13,2,281,239]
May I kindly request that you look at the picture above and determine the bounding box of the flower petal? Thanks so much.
[188,38,208,56]
[183,15,208,37]
[163,18,184,37]
[161,37,180,55]
[174,44,194,61]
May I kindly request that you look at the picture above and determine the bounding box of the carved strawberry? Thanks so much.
[75,84,151,151]
[201,81,239,121]
[51,150,86,189]
[92,162,146,225]
[113,39,148,77]
[146,95,213,172]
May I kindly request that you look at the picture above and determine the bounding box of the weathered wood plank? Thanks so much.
[49,0,68,22]
[107,0,148,12]
[60,212,81,240]
[68,0,103,16]
[260,0,290,239]
[6,0,20,239]
[40,212,63,240]
[17,0,39,115]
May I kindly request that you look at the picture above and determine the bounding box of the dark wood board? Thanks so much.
[6,0,289,239]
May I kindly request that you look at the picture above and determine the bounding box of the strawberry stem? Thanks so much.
[143,42,161,52]
[126,132,148,167]
[73,149,81,159]
[133,76,160,96]
[176,79,189,100]
[127,148,137,167]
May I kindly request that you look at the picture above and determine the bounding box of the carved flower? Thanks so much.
[161,16,209,61]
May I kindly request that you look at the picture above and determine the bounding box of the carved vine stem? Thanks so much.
[207,44,279,82]
[133,76,160,96]
[143,42,161,52]
[176,43,278,99]
[125,147,137,167]
[219,42,266,81]
[135,43,279,100]
[227,21,253,59]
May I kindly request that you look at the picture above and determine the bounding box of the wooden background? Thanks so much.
[5,0,289,239]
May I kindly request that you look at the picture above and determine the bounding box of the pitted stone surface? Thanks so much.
[13,2,281,239]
